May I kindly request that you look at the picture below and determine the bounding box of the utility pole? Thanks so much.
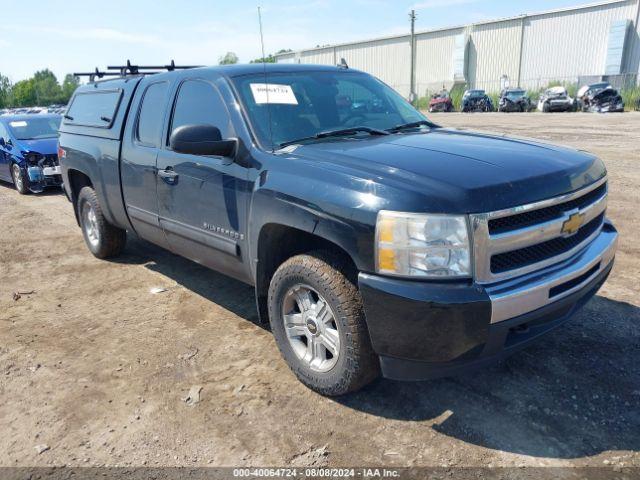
[409,10,417,105]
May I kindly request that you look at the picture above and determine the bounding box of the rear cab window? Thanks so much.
[59,77,141,140]
[66,90,122,127]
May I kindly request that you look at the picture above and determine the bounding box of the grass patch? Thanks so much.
[621,85,640,111]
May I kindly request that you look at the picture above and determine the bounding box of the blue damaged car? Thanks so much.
[0,114,63,194]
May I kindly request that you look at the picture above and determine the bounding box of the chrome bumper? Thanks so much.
[486,222,617,324]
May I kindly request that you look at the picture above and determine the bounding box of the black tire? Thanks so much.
[11,163,29,195]
[77,186,126,259]
[543,102,550,113]
[268,251,380,396]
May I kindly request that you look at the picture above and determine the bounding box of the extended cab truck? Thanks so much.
[58,64,618,396]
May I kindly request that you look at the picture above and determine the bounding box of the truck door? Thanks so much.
[156,78,248,280]
[121,80,172,249]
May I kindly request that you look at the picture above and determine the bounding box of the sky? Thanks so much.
[0,0,597,83]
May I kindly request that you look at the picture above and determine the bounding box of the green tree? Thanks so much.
[32,69,63,105]
[218,52,239,65]
[0,73,12,108]
[250,54,275,64]
[61,74,79,103]
[250,49,292,64]
[11,79,37,107]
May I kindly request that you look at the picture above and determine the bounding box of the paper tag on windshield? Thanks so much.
[9,121,27,127]
[250,83,298,105]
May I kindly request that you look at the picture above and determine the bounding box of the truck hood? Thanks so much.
[17,137,58,156]
[284,128,606,213]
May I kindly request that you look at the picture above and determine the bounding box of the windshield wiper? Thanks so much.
[386,120,436,133]
[279,126,389,148]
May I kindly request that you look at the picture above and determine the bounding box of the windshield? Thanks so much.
[505,90,526,100]
[7,117,60,140]
[546,88,566,97]
[467,90,485,98]
[231,71,426,148]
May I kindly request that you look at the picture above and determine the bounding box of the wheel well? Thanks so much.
[67,169,93,224]
[255,224,358,323]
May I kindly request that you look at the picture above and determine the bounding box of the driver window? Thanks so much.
[169,80,233,144]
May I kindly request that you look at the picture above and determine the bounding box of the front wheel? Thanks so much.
[268,252,380,396]
[77,186,126,259]
[11,164,29,194]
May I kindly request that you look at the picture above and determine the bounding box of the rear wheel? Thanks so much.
[77,186,126,258]
[268,251,379,396]
[11,164,29,194]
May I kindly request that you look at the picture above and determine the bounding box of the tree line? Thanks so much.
[0,69,79,108]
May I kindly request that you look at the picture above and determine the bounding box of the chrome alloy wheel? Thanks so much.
[82,202,100,248]
[282,284,340,373]
[12,164,24,191]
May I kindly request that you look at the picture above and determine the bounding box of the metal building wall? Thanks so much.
[275,0,640,94]
[335,36,412,96]
[300,47,335,65]
[520,0,638,88]
[467,19,523,91]
[628,0,640,74]
[414,27,464,95]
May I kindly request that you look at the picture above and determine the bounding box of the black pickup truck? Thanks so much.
[59,64,618,396]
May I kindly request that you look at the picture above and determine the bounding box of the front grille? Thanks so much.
[488,182,607,235]
[491,212,605,274]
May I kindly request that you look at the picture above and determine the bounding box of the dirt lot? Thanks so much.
[1,113,639,470]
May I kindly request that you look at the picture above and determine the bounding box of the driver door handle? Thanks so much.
[158,167,179,185]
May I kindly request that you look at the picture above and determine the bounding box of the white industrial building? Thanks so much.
[275,0,640,97]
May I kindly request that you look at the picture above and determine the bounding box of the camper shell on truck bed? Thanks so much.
[58,63,617,396]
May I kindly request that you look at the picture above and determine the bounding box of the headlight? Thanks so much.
[375,211,471,278]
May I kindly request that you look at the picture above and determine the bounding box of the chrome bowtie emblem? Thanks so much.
[561,212,585,236]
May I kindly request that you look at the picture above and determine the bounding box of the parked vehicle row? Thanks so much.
[426,82,629,113]
[0,105,66,116]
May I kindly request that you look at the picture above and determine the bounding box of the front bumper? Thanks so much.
[359,221,618,381]
[26,165,63,193]
[545,101,574,111]
[429,103,450,112]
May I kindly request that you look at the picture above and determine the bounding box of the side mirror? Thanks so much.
[169,124,237,158]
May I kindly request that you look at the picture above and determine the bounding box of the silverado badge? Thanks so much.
[561,212,585,236]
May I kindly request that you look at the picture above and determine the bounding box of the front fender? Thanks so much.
[247,168,379,278]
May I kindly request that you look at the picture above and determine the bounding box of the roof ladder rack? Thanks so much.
[72,68,122,83]
[106,59,203,76]
[73,60,203,82]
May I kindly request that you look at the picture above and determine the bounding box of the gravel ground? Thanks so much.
[0,113,638,471]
